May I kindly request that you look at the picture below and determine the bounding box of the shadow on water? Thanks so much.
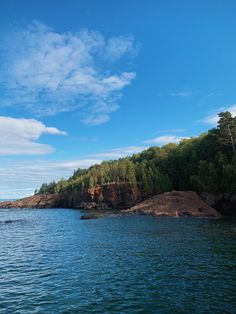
[0,219,25,224]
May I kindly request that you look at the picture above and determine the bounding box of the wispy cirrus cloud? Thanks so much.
[0,145,149,198]
[0,116,66,155]
[201,105,236,125]
[88,146,147,159]
[0,21,137,125]
[0,146,148,198]
[145,135,189,145]
[0,158,102,199]
[154,129,186,134]
[207,92,223,98]
[171,91,195,97]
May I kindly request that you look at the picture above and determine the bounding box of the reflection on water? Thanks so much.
[0,208,235,313]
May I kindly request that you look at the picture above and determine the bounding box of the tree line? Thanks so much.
[36,111,236,196]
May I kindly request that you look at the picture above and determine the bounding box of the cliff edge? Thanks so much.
[0,184,142,210]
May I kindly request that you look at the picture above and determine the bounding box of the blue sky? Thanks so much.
[0,0,236,198]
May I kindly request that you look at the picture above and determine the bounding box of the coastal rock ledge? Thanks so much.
[123,191,220,218]
[0,190,220,218]
[0,194,59,209]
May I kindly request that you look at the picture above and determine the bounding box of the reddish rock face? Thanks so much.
[0,186,220,218]
[0,194,60,209]
[68,183,142,209]
[0,183,142,210]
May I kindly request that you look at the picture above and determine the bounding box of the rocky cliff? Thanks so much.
[0,184,142,210]
[0,184,221,218]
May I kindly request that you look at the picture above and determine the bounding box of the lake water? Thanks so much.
[0,208,235,313]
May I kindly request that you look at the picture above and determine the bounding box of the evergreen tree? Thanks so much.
[37,111,236,197]
[218,111,236,156]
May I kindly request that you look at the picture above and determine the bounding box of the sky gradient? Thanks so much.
[0,0,236,198]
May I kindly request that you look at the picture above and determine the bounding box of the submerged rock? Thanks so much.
[0,219,24,224]
[80,214,100,220]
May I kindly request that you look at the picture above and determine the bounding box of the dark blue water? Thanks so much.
[0,208,235,313]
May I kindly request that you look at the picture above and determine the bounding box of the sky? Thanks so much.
[0,0,236,199]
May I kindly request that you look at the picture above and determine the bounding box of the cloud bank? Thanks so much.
[0,145,148,198]
[0,116,66,155]
[0,21,137,125]
[0,158,102,199]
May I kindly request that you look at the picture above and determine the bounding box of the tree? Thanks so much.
[218,111,236,156]
[126,160,137,184]
[36,111,236,199]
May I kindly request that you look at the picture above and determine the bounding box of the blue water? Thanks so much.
[0,208,235,313]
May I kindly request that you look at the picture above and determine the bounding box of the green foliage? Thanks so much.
[37,111,236,196]
[217,111,236,156]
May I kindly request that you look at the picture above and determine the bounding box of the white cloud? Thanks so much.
[0,116,66,155]
[155,129,186,134]
[89,146,147,159]
[0,146,149,199]
[0,21,137,125]
[201,105,236,125]
[0,158,102,199]
[103,36,138,61]
[145,135,189,145]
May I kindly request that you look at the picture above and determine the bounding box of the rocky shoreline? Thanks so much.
[0,184,142,210]
[123,191,220,218]
[0,189,222,219]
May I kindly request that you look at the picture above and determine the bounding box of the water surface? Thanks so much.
[0,208,235,313]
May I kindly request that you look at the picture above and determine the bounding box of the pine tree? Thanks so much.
[218,111,236,156]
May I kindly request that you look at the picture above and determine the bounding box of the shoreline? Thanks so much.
[0,190,222,219]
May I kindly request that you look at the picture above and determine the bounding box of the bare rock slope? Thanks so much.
[124,191,220,218]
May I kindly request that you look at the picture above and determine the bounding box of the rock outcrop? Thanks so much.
[124,191,220,218]
[0,194,60,209]
[0,188,220,218]
[0,184,142,210]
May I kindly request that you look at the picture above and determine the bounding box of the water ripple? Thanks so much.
[0,209,235,313]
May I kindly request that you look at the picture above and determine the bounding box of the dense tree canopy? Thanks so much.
[37,112,236,196]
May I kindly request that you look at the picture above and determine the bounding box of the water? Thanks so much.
[0,208,235,314]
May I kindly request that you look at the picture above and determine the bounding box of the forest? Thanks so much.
[37,112,236,196]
